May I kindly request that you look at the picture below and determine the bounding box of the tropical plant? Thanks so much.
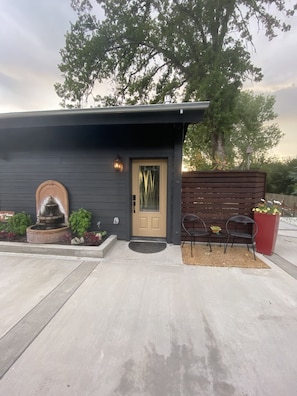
[69,208,92,237]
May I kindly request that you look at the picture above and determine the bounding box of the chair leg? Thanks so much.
[247,241,257,260]
[252,241,256,260]
[224,235,230,254]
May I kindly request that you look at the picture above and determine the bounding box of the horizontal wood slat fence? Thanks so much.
[181,171,266,242]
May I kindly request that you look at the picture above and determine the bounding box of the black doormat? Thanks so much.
[128,241,167,254]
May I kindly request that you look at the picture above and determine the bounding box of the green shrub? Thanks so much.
[69,208,92,237]
[6,212,32,236]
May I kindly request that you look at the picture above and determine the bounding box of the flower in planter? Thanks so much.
[252,199,282,215]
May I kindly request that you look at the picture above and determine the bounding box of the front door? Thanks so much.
[132,159,167,238]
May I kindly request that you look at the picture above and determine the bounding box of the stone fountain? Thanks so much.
[26,180,70,244]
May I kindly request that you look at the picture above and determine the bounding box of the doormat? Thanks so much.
[129,241,167,254]
[182,244,270,269]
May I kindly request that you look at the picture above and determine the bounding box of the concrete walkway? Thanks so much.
[268,218,297,278]
[0,222,297,395]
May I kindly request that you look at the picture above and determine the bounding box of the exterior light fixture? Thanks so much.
[113,154,123,172]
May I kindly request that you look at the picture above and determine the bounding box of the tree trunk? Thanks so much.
[211,131,226,167]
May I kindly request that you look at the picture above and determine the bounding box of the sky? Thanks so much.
[0,0,296,159]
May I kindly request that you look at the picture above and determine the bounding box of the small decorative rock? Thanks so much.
[71,237,85,245]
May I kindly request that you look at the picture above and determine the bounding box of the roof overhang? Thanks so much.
[0,102,209,130]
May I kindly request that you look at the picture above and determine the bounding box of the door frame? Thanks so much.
[131,158,168,239]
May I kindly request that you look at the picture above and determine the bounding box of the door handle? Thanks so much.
[132,195,136,213]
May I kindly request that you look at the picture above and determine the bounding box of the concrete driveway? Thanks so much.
[0,225,297,395]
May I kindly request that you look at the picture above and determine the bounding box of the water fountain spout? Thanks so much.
[26,180,70,244]
[38,196,65,227]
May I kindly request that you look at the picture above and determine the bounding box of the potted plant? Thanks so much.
[252,199,281,255]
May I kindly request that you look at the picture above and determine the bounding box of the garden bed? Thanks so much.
[0,231,107,246]
[0,235,117,258]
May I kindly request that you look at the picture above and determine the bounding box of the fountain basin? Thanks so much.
[27,224,70,244]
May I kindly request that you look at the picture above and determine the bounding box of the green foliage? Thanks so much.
[69,208,92,237]
[6,212,32,236]
[56,0,295,160]
[288,167,297,195]
[261,157,297,195]
[183,123,213,170]
[183,91,283,170]
[230,91,284,168]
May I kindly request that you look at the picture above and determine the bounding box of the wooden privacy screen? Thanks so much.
[181,170,266,240]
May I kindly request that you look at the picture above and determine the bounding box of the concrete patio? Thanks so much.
[0,218,296,395]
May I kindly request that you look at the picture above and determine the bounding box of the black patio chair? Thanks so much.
[182,213,211,256]
[224,215,258,260]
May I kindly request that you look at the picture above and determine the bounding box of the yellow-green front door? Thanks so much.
[132,159,167,238]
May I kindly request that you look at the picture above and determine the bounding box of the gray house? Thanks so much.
[0,102,209,244]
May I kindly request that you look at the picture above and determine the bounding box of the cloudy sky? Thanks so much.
[0,0,296,159]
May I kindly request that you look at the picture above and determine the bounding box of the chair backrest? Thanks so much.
[226,215,258,238]
[182,214,208,235]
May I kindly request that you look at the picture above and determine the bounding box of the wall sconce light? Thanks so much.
[113,154,123,172]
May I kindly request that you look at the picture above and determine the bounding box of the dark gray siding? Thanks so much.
[0,123,183,243]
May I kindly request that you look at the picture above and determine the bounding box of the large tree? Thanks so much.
[183,91,284,169]
[55,0,296,160]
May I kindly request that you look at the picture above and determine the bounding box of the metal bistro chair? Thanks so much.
[224,215,258,260]
[182,213,211,256]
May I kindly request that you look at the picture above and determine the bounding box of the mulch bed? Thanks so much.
[181,243,270,269]
[0,232,105,246]
[0,233,27,243]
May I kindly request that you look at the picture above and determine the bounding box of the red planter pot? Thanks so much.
[254,212,280,256]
